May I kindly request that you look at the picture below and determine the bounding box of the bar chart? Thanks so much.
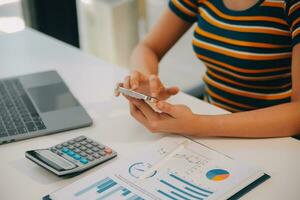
[156,173,213,200]
[74,177,144,200]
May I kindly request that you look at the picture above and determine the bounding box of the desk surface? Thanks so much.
[0,29,299,200]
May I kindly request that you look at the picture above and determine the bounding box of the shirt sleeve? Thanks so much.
[169,0,199,23]
[286,0,300,47]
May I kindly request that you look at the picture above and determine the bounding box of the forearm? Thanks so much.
[192,102,300,138]
[130,43,159,76]
[129,8,192,76]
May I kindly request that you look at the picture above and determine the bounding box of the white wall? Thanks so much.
[145,0,205,93]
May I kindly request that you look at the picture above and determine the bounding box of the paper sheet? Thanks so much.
[50,136,264,200]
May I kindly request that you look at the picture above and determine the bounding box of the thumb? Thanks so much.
[156,101,181,118]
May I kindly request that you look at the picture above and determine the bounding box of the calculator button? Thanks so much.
[74,143,81,148]
[99,151,106,156]
[104,147,112,154]
[50,148,57,153]
[68,145,75,150]
[74,149,81,153]
[87,155,94,161]
[86,138,93,143]
[86,149,93,154]
[75,136,86,142]
[80,141,87,145]
[62,147,69,153]
[92,153,101,159]
[98,145,105,150]
[86,144,93,148]
[55,144,63,149]
[91,142,99,146]
[67,150,75,157]
[92,147,100,152]
[80,158,88,164]
[80,146,87,151]
[62,142,69,147]
[80,152,87,157]
[56,151,63,156]
[68,140,75,145]
[73,154,81,160]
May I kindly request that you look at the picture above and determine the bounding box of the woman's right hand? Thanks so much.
[116,70,179,100]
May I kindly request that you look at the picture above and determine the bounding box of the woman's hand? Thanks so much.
[127,97,199,135]
[116,70,179,100]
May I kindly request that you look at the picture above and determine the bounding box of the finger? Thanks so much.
[166,86,180,95]
[156,101,181,118]
[149,75,163,97]
[129,103,148,124]
[123,76,131,89]
[131,98,160,120]
[130,71,140,90]
[123,94,136,102]
[114,83,123,97]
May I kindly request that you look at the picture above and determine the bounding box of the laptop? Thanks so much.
[0,71,93,144]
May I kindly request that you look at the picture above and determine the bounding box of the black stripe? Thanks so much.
[207,67,292,88]
[205,82,291,108]
[206,71,291,94]
[169,1,196,23]
[194,30,292,54]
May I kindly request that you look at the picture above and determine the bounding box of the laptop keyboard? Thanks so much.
[0,79,46,138]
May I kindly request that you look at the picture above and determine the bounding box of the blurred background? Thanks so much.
[0,0,205,96]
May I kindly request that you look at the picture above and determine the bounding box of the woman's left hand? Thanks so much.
[127,97,199,135]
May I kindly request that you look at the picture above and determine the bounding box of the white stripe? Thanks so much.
[292,26,300,37]
[290,1,300,12]
[207,97,242,112]
[194,38,291,57]
[173,0,196,16]
[205,75,292,97]
[263,0,285,4]
[264,0,284,2]
[203,62,291,80]
[200,8,290,34]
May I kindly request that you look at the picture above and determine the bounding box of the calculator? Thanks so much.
[25,136,117,176]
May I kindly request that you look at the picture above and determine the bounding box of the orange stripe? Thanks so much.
[197,54,290,73]
[199,9,289,36]
[206,86,256,110]
[202,1,288,25]
[292,17,300,30]
[261,1,286,9]
[289,2,300,15]
[207,69,291,90]
[204,75,292,100]
[209,100,241,112]
[195,26,289,48]
[211,102,240,112]
[193,39,291,60]
[172,0,196,17]
[204,62,291,82]
[293,28,300,38]
[183,0,198,9]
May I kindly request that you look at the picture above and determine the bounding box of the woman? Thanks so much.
[117,0,300,138]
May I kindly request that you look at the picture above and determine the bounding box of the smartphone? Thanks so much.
[115,84,162,113]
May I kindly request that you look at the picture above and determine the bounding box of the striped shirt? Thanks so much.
[169,0,300,112]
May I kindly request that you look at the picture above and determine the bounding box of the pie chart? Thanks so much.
[206,169,230,181]
[128,162,157,179]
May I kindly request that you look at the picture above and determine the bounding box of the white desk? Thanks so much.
[0,28,299,200]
